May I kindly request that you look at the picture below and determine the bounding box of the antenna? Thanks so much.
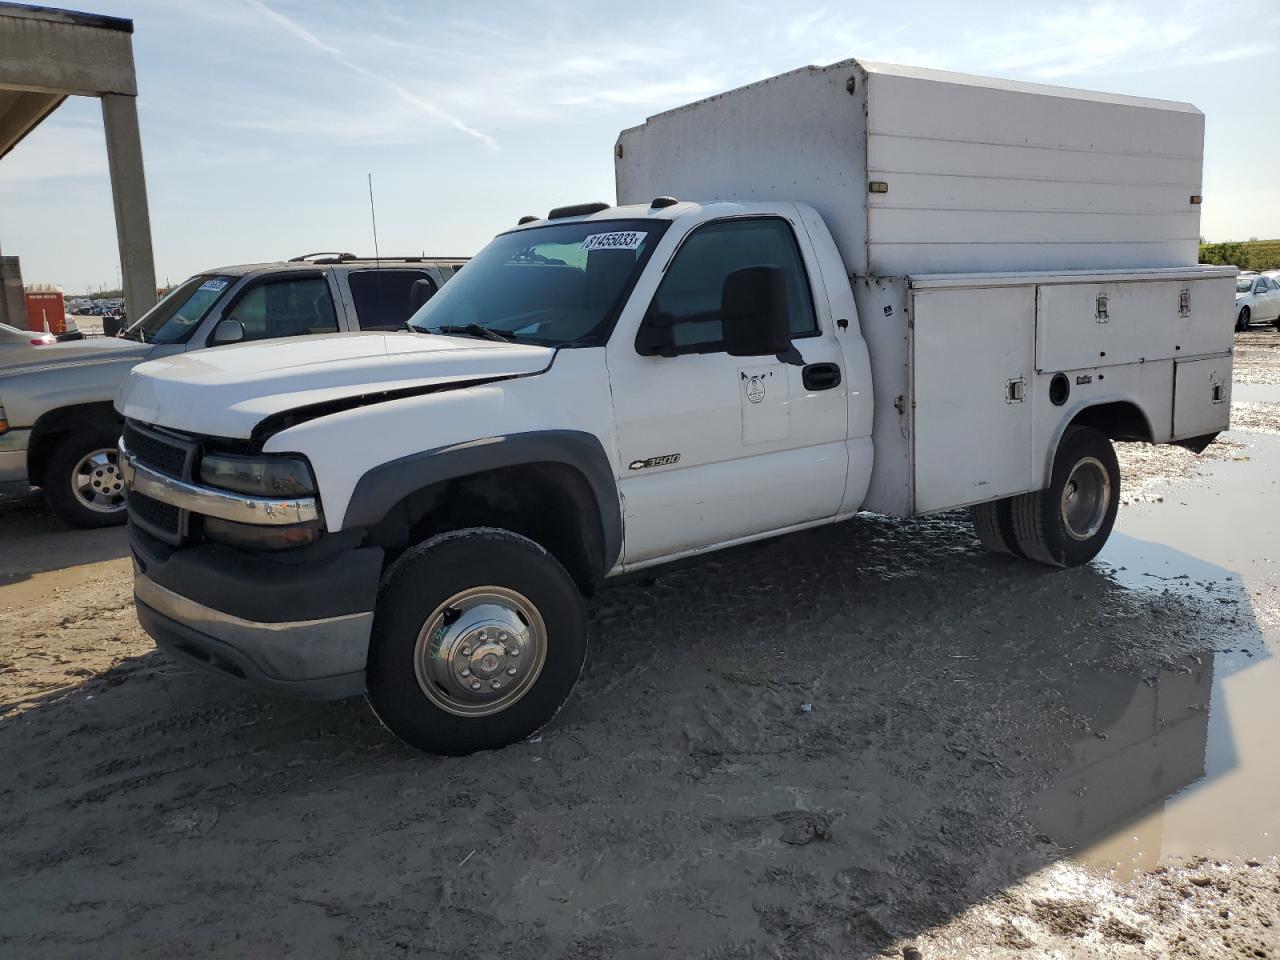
[367,173,381,265]
[367,173,387,325]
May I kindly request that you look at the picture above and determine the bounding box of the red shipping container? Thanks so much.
[24,285,66,335]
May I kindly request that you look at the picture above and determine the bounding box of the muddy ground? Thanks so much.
[1,331,1278,959]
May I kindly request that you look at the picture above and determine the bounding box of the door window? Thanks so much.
[349,270,436,331]
[641,218,818,353]
[226,276,338,342]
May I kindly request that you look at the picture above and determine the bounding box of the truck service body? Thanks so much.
[115,59,1233,754]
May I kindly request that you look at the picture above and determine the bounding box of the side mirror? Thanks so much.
[409,278,435,312]
[211,318,246,346]
[720,265,791,357]
[635,311,677,356]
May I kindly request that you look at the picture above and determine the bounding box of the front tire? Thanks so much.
[1237,307,1250,332]
[43,427,128,528]
[1009,426,1120,568]
[366,528,587,756]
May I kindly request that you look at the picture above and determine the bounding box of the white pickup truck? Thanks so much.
[116,60,1234,755]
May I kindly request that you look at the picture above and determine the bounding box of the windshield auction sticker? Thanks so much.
[198,279,229,292]
[580,231,645,252]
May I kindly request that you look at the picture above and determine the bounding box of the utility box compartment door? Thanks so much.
[1036,281,1181,372]
[911,285,1035,513]
[1173,354,1231,439]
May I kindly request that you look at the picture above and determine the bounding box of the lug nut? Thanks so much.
[470,680,482,691]
[498,631,508,641]
[461,668,471,677]
[507,667,517,676]
[491,680,502,690]
[461,645,471,656]
[508,647,519,657]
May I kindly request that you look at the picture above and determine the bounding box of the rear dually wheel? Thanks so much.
[1009,426,1120,568]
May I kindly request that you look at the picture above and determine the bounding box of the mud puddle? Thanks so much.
[1032,430,1280,879]
[1232,383,1280,403]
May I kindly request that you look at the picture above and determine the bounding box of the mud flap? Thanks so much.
[1172,432,1220,454]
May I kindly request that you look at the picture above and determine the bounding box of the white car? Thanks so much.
[1235,273,1280,331]
[0,322,55,361]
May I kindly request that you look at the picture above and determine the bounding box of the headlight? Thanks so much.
[199,452,316,496]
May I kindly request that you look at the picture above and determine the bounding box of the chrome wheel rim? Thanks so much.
[72,447,126,514]
[413,586,547,718]
[1060,456,1110,541]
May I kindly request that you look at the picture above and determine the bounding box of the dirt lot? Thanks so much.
[2,331,1278,959]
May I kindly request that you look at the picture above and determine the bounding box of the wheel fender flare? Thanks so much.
[341,430,622,574]
[27,402,123,486]
[1041,396,1155,486]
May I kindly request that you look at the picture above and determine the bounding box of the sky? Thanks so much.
[0,0,1277,293]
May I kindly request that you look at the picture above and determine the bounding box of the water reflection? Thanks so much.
[1031,432,1280,876]
[1030,653,1215,879]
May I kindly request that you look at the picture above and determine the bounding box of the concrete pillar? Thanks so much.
[100,92,156,316]
[0,253,26,330]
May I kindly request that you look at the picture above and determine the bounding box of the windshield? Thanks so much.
[1237,277,1256,293]
[407,219,669,346]
[123,274,233,344]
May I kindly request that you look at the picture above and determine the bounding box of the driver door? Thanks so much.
[606,214,848,565]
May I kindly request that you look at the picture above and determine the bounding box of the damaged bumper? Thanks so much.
[131,527,382,700]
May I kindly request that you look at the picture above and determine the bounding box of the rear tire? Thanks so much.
[43,427,128,528]
[969,498,1022,557]
[1009,426,1120,568]
[1236,307,1250,332]
[366,528,587,756]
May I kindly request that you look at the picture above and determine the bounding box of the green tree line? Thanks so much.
[1200,239,1280,271]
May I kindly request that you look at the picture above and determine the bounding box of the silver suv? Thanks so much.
[0,253,465,527]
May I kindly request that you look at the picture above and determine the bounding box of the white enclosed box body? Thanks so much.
[617,59,1232,518]
[616,59,1206,275]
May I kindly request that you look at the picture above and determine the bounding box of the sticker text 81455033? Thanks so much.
[580,232,645,252]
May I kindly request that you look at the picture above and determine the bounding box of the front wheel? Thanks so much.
[366,528,587,755]
[43,427,128,528]
[1236,307,1251,332]
[1008,426,1120,568]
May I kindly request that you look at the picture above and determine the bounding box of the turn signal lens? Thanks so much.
[203,516,320,551]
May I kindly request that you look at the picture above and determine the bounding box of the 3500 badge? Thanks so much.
[628,454,681,470]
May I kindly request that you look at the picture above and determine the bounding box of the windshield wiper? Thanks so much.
[429,324,516,343]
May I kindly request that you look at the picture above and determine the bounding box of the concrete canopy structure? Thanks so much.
[0,2,157,323]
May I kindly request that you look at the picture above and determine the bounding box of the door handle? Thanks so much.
[802,362,842,391]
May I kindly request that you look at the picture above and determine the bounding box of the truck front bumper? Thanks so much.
[131,528,383,700]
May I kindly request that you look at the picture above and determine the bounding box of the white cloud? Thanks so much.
[239,0,499,149]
